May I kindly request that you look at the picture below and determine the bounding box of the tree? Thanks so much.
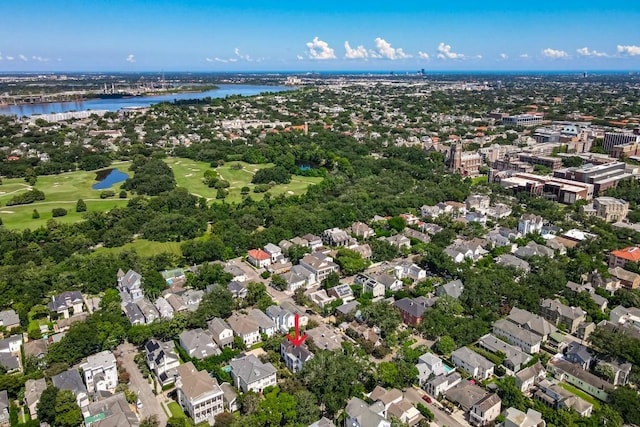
[360,301,402,338]
[52,208,67,217]
[36,386,58,425]
[495,376,527,411]
[75,199,87,212]
[140,416,160,427]
[435,336,456,356]
[335,248,370,275]
[54,389,83,427]
[271,274,287,291]
[388,216,407,232]
[609,386,640,425]
[119,190,127,198]
[32,209,40,219]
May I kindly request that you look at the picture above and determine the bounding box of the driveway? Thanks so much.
[117,342,168,427]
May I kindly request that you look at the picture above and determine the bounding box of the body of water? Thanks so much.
[92,168,129,190]
[0,84,293,117]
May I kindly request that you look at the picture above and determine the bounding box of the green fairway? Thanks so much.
[164,158,323,204]
[93,239,183,258]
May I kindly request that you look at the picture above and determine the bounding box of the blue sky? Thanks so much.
[1,0,639,71]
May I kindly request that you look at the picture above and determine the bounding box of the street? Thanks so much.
[117,342,168,427]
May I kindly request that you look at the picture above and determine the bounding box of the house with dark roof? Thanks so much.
[493,319,542,354]
[207,318,234,348]
[564,342,594,370]
[451,347,495,380]
[229,354,277,393]
[48,291,84,319]
[0,310,20,331]
[280,340,313,373]
[470,393,502,426]
[547,358,613,402]
[52,368,89,408]
[122,302,145,325]
[179,329,220,359]
[507,307,556,341]
[85,392,139,427]
[327,283,354,302]
[534,378,593,417]
[394,297,434,326]
[0,391,9,427]
[539,298,586,334]
[144,339,180,386]
[436,279,465,299]
[478,334,532,372]
[322,227,351,247]
[227,281,248,299]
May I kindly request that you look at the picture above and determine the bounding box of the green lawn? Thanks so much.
[557,382,601,409]
[93,239,183,258]
[167,402,187,419]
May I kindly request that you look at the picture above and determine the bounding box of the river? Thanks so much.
[0,84,294,117]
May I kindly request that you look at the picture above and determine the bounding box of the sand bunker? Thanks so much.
[0,210,14,214]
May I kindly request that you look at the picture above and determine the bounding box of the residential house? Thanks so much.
[336,301,360,317]
[394,262,426,282]
[382,234,411,250]
[374,273,403,292]
[394,297,436,326]
[145,339,180,386]
[387,399,423,426]
[299,253,339,283]
[309,289,335,309]
[451,347,494,380]
[369,386,403,417]
[607,266,640,289]
[496,254,531,273]
[136,298,160,323]
[514,242,554,259]
[280,340,313,373]
[80,350,118,394]
[539,298,586,334]
[517,214,544,235]
[348,243,373,260]
[609,305,640,328]
[223,264,247,282]
[247,249,271,268]
[503,408,546,427]
[426,372,462,397]
[24,378,46,419]
[403,228,431,244]
[469,393,502,427]
[165,294,188,313]
[229,354,277,393]
[400,213,420,225]
[0,310,20,332]
[436,279,465,299]
[227,313,261,347]
[207,318,234,348]
[466,194,491,212]
[280,267,312,292]
[280,302,309,326]
[227,281,248,299]
[175,362,224,424]
[356,274,386,298]
[421,222,443,235]
[23,339,47,360]
[507,307,556,341]
[322,228,351,247]
[608,246,640,268]
[594,358,632,386]
[327,284,355,302]
[309,418,336,427]
[478,334,532,372]
[0,335,22,373]
[267,260,293,275]
[179,329,220,359]
[220,383,238,413]
[465,211,488,225]
[161,268,186,287]
[301,234,323,250]
[52,369,89,409]
[547,359,613,402]
[263,243,284,263]
[515,362,545,392]
[154,297,174,319]
[122,302,145,325]
[534,378,593,417]
[0,391,8,427]
[486,203,513,219]
[182,289,204,312]
[345,397,391,427]
[349,222,375,239]
[85,392,138,427]
[265,306,295,334]
[416,353,447,387]
[445,380,489,412]
[305,323,343,351]
[493,319,542,354]
[48,291,84,319]
[564,342,594,370]
[248,308,277,337]
[117,269,144,302]
[445,239,488,263]
[485,230,514,249]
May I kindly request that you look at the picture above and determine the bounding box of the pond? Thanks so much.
[92,168,129,190]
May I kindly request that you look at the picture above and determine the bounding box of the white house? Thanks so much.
[80,350,118,394]
[229,355,277,393]
[176,362,224,424]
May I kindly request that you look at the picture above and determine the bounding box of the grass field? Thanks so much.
[167,402,187,420]
[93,239,183,257]
[165,158,323,204]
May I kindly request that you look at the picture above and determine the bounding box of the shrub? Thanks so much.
[119,190,127,198]
[32,209,40,219]
[100,190,115,199]
[51,208,67,217]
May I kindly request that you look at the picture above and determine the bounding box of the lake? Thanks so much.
[92,168,129,190]
[0,84,294,117]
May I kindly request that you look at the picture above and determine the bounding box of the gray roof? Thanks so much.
[336,301,360,315]
[493,319,543,347]
[309,417,337,427]
[394,297,430,318]
[52,369,87,396]
[229,354,276,384]
[515,241,554,258]
[120,269,142,290]
[0,309,19,327]
[49,291,83,311]
[496,254,531,271]
[248,309,277,331]
[179,328,220,359]
[345,397,387,427]
[478,334,531,368]
[437,279,464,299]
[507,307,556,337]
[452,347,495,371]
[24,378,47,410]
[0,390,7,411]
[86,392,139,427]
[541,298,586,321]
[445,381,488,411]
[145,339,178,366]
[123,302,144,324]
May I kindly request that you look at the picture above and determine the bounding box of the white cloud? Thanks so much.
[6,56,14,61]
[542,48,568,59]
[374,37,411,60]
[125,54,135,63]
[296,54,304,60]
[344,41,368,59]
[500,53,508,60]
[18,54,28,62]
[520,53,529,58]
[617,45,640,56]
[234,48,253,62]
[306,37,336,60]
[436,42,464,60]
[0,52,2,61]
[32,56,49,62]
[418,51,430,59]
[576,47,607,57]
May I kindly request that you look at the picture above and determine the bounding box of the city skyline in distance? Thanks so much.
[1,0,639,72]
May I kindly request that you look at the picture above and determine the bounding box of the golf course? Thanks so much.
[0,157,323,230]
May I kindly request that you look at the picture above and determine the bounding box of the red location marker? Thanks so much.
[286,313,308,347]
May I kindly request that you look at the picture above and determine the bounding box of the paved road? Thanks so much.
[117,342,168,427]
[431,404,468,427]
